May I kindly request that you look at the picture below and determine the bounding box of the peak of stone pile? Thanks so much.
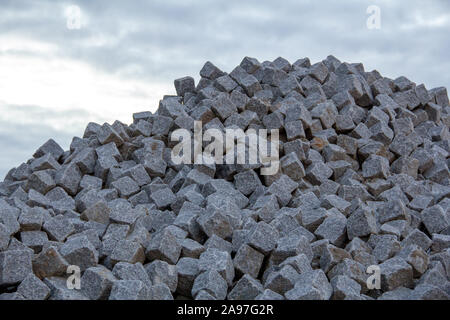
[0,55,449,300]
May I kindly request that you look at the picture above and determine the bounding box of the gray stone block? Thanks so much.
[0,250,33,286]
[285,269,332,300]
[144,260,178,293]
[379,257,414,291]
[199,248,234,285]
[192,270,228,300]
[146,227,182,265]
[234,244,264,278]
[17,274,50,300]
[228,274,263,300]
[109,280,152,300]
[80,266,116,300]
[60,235,99,271]
[176,257,199,297]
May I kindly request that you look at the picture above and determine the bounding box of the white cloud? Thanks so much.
[0,36,173,126]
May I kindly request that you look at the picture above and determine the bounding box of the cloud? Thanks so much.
[0,103,81,178]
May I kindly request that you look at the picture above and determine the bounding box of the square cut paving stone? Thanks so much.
[267,174,298,207]
[148,283,173,300]
[279,254,313,275]
[280,152,305,181]
[96,142,121,161]
[80,266,116,300]
[191,270,228,300]
[211,93,237,121]
[197,208,233,240]
[271,232,313,266]
[214,74,238,92]
[60,235,99,271]
[330,275,362,300]
[0,224,8,251]
[33,139,64,160]
[198,248,234,286]
[306,162,333,185]
[200,61,225,80]
[146,227,182,265]
[110,239,145,265]
[121,164,151,187]
[233,244,264,278]
[410,284,450,300]
[112,262,152,287]
[31,151,61,172]
[233,170,261,196]
[372,235,401,263]
[32,246,70,279]
[81,200,110,225]
[379,257,414,291]
[398,244,429,277]
[264,265,300,295]
[181,238,205,259]
[20,231,49,253]
[195,290,216,300]
[150,186,176,208]
[17,274,50,300]
[55,163,82,196]
[314,215,347,247]
[0,250,33,286]
[18,207,45,231]
[285,269,332,300]
[0,293,26,300]
[174,76,195,96]
[346,206,377,240]
[301,207,327,232]
[320,245,351,274]
[144,260,178,293]
[44,277,89,300]
[111,176,140,198]
[98,123,124,146]
[362,154,390,179]
[228,274,264,300]
[321,195,351,216]
[378,199,407,224]
[108,200,142,225]
[204,234,233,254]
[253,194,280,223]
[109,280,152,300]
[431,234,450,253]
[422,205,449,234]
[43,215,75,242]
[247,222,279,255]
[327,258,368,291]
[27,170,55,195]
[176,257,200,297]
[71,147,96,174]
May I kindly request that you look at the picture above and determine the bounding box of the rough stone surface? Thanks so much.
[0,56,449,300]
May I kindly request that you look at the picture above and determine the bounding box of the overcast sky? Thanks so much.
[0,0,449,178]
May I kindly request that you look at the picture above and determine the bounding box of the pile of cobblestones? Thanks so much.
[0,55,449,300]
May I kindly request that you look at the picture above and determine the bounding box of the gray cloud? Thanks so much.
[0,0,449,177]
[1,0,449,86]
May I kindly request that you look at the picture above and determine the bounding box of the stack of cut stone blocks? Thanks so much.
[0,55,449,300]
